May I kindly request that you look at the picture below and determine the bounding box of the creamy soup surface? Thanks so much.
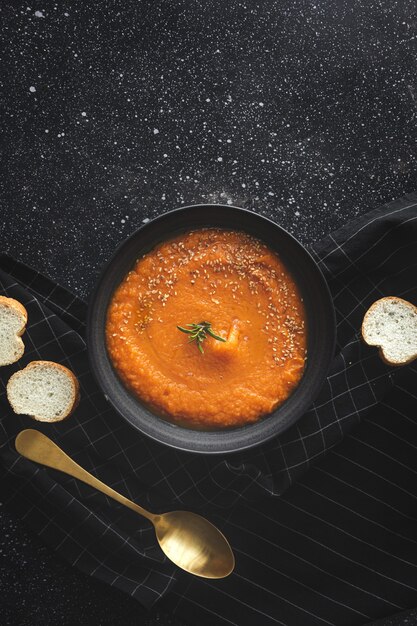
[106,228,307,428]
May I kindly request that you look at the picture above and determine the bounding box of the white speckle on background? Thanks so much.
[153,128,159,134]
[29,86,36,93]
[142,217,150,223]
[34,10,44,18]
[217,157,223,162]
[44,129,49,133]
[259,102,264,107]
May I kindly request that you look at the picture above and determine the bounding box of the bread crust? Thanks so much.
[7,360,80,422]
[0,296,28,366]
[0,296,28,331]
[361,296,417,366]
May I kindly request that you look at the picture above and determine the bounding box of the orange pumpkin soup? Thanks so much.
[106,229,306,428]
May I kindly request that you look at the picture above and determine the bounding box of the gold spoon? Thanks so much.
[15,429,235,579]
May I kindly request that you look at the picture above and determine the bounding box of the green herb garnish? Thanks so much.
[177,321,226,354]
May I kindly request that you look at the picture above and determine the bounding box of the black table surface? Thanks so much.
[2,1,417,624]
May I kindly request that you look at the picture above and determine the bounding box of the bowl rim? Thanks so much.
[87,203,336,454]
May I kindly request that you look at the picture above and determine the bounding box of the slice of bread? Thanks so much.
[7,360,80,422]
[362,297,417,366]
[0,296,28,366]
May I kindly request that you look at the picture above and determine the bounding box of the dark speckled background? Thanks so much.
[2,1,417,624]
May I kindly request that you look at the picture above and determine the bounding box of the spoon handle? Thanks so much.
[15,429,155,522]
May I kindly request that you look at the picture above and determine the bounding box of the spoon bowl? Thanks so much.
[155,510,234,578]
[15,429,235,579]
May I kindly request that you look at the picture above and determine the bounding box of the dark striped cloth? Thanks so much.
[1,194,417,625]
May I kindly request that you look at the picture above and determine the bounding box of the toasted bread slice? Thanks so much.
[7,360,80,422]
[362,297,417,366]
[0,296,28,366]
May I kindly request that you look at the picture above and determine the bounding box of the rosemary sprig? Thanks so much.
[177,321,226,354]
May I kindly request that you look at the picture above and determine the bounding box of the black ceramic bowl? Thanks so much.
[87,204,336,454]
